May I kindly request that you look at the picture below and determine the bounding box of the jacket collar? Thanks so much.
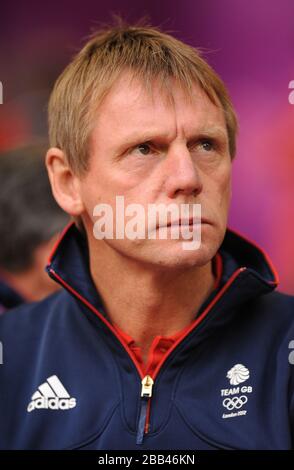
[46,222,279,324]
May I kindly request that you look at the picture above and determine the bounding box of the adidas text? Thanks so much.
[27,396,76,412]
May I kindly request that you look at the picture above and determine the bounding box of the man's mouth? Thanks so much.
[157,218,210,229]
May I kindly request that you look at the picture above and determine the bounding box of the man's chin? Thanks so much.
[139,239,217,271]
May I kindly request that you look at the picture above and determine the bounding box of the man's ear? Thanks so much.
[46,148,85,216]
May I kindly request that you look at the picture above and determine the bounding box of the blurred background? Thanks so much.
[0,0,293,294]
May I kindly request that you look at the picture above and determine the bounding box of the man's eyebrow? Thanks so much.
[114,126,228,151]
[190,127,228,139]
[112,131,169,155]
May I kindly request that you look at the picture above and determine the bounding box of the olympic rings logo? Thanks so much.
[222,395,248,410]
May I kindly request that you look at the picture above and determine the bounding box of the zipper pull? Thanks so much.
[136,375,154,445]
[141,375,154,398]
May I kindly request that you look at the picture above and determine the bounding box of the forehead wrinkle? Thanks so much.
[92,74,227,152]
[158,82,226,142]
[107,87,179,146]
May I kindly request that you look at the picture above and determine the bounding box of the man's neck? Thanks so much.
[88,238,216,363]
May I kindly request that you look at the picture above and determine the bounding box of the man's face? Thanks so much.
[79,73,232,270]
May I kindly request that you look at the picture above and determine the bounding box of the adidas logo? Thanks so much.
[27,375,77,412]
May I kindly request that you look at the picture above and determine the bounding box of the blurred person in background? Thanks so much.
[0,144,69,313]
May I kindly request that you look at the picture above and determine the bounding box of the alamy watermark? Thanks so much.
[0,81,3,104]
[93,196,202,251]
[0,341,3,364]
[289,80,294,105]
[289,340,294,365]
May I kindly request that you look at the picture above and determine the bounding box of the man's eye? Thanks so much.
[200,139,214,151]
[136,143,151,155]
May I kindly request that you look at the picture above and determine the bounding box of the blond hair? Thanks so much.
[48,19,238,174]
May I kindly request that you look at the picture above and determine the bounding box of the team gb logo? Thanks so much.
[226,364,250,385]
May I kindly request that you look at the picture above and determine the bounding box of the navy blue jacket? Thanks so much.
[0,223,294,450]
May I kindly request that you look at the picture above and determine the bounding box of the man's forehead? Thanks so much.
[94,74,227,140]
[100,72,215,113]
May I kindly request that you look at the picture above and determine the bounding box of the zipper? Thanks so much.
[48,264,247,445]
[136,266,248,444]
[136,375,154,445]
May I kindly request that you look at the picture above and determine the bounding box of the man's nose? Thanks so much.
[163,145,203,198]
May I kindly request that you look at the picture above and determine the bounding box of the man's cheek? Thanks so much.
[219,172,232,205]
